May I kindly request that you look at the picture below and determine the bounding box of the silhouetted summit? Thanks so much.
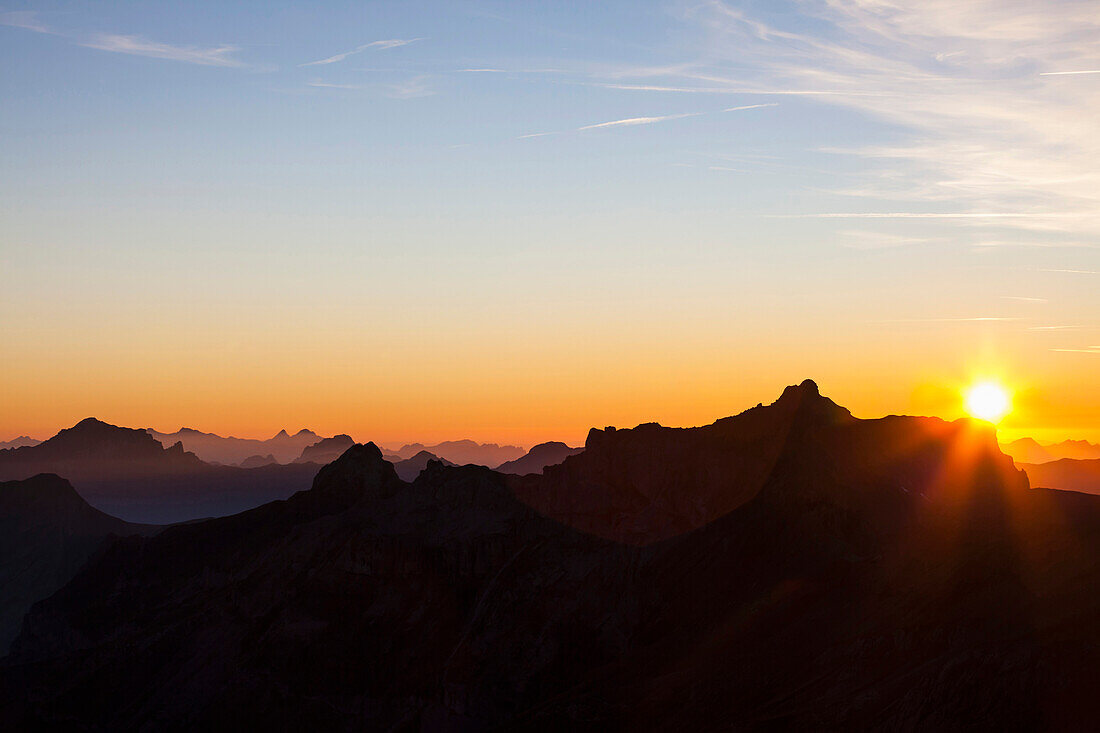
[495,441,583,475]
[294,434,355,464]
[513,379,854,543]
[390,450,456,481]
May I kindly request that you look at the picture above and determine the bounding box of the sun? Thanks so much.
[964,381,1012,423]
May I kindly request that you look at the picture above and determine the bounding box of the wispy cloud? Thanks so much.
[662,1,1100,240]
[307,79,364,90]
[0,10,55,34]
[520,102,776,139]
[840,230,936,249]
[1001,296,1048,303]
[870,317,1020,323]
[82,34,244,67]
[2,11,247,67]
[1039,268,1099,274]
[306,74,434,98]
[1051,347,1100,354]
[300,38,423,67]
[578,112,701,130]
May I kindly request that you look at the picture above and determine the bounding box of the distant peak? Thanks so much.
[274,429,290,438]
[294,429,316,437]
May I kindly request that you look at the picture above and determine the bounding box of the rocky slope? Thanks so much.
[0,474,158,653]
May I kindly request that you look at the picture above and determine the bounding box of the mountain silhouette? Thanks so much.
[0,419,322,524]
[0,474,158,653]
[5,382,1100,729]
[1003,437,1100,464]
[146,426,321,465]
[494,441,583,475]
[1022,457,1100,495]
[390,450,455,481]
[389,439,524,467]
[512,379,849,543]
[0,436,40,450]
[239,454,278,468]
[293,434,355,464]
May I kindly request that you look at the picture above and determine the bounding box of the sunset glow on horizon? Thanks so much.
[2,1,1098,447]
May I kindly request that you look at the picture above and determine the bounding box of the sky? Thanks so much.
[1,0,1098,447]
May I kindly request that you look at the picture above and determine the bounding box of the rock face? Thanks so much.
[0,419,321,524]
[0,474,158,654]
[390,450,455,482]
[494,441,583,475]
[146,427,321,465]
[4,383,1100,730]
[1022,457,1100,495]
[388,439,525,468]
[293,434,355,465]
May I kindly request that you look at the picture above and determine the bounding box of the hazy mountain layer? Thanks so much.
[146,427,321,465]
[0,419,321,524]
[1022,458,1100,495]
[1002,437,1100,464]
[0,437,41,450]
[494,441,583,475]
[388,439,525,468]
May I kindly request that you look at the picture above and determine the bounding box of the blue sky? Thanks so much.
[2,1,1098,443]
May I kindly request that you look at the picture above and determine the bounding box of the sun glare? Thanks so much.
[964,381,1012,424]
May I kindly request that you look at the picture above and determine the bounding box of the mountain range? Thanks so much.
[0,436,41,450]
[3,381,1099,729]
[0,419,320,524]
[1001,437,1100,464]
[145,426,322,465]
[387,439,525,468]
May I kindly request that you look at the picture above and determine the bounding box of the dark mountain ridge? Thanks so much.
[4,381,1099,729]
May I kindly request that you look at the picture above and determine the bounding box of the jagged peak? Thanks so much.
[310,442,401,503]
